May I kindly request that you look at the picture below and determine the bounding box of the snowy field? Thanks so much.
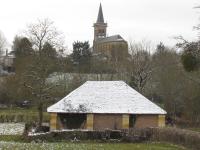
[0,142,186,150]
[0,123,25,135]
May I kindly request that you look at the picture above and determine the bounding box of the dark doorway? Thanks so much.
[59,113,87,129]
[129,115,136,128]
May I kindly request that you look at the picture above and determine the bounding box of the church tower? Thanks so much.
[92,3,128,59]
[93,3,107,41]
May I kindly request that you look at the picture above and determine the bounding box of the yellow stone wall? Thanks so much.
[49,113,165,131]
[50,113,62,131]
[50,113,58,131]
[122,114,129,129]
[94,41,128,60]
[158,115,165,127]
[86,114,94,130]
[135,115,158,128]
[93,114,122,130]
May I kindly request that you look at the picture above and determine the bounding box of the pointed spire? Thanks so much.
[96,3,104,23]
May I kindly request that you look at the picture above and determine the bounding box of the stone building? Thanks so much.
[47,81,166,131]
[93,4,129,61]
[0,50,15,72]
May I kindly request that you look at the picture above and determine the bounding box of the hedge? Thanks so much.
[0,113,49,123]
[27,127,200,150]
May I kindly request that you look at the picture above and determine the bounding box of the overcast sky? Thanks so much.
[0,0,200,51]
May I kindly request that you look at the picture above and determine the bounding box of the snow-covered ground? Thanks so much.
[0,141,105,150]
[0,141,185,150]
[0,123,25,135]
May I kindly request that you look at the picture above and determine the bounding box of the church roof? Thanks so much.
[47,81,166,115]
[96,35,126,43]
[96,3,104,23]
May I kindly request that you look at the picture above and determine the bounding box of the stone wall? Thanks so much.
[135,115,159,128]
[94,41,128,61]
[49,113,165,131]
[93,114,122,130]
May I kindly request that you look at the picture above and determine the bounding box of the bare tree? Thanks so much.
[26,18,64,52]
[23,19,64,127]
[0,31,7,56]
[128,41,152,93]
[151,44,185,119]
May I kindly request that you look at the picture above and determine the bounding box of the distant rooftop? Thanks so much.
[96,35,126,43]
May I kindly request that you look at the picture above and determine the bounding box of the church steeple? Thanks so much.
[97,3,104,23]
[93,3,107,41]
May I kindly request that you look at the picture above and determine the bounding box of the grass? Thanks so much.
[0,107,48,116]
[0,135,25,142]
[0,107,49,123]
[187,128,200,132]
[178,126,200,133]
[0,142,186,150]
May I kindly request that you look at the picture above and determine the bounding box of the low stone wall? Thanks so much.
[27,128,154,143]
[27,130,125,142]
[27,129,153,143]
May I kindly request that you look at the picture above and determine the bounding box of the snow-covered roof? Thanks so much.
[47,81,166,114]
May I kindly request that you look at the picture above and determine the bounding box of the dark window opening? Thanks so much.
[59,113,87,129]
[129,115,136,128]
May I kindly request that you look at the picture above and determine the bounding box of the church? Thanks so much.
[92,4,129,61]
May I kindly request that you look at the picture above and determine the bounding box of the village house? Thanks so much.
[47,81,166,131]
[0,50,15,72]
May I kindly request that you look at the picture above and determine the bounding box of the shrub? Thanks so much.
[149,127,200,150]
[0,110,49,123]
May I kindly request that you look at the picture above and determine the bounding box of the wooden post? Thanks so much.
[86,114,94,130]
[50,113,58,131]
[122,114,129,129]
[158,115,165,127]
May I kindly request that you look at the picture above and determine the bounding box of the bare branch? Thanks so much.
[25,18,64,51]
[0,31,7,56]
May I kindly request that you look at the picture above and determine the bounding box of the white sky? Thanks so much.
[0,0,200,52]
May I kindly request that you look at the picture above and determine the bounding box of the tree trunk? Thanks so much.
[38,103,43,127]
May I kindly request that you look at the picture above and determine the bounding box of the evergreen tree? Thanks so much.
[41,42,57,59]
[181,42,199,72]
[72,41,91,73]
[12,36,33,57]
